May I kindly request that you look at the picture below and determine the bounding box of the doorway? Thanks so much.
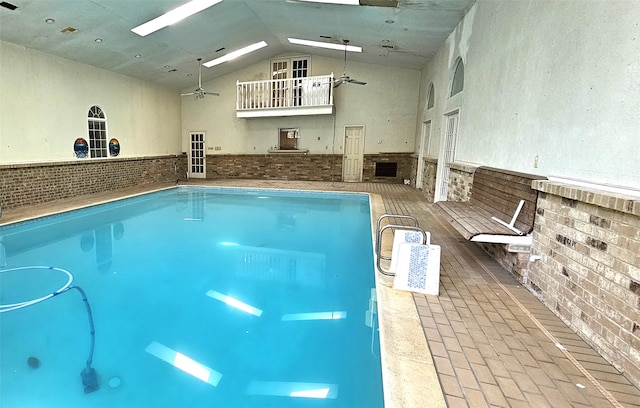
[188,131,206,179]
[435,111,459,201]
[343,125,365,182]
[271,57,309,107]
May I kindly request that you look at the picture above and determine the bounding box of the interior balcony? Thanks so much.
[236,74,334,118]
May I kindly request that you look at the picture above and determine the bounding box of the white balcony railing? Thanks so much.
[236,74,334,117]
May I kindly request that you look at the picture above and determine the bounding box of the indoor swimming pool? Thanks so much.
[0,187,383,407]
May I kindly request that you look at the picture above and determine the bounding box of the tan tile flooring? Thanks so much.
[2,180,640,407]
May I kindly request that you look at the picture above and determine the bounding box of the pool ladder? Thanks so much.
[375,214,429,276]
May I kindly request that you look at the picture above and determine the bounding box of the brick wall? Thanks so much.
[206,153,414,183]
[363,153,413,183]
[447,163,476,202]
[206,154,343,181]
[478,242,531,283]
[530,181,640,388]
[0,156,185,210]
[0,153,414,212]
[411,156,438,202]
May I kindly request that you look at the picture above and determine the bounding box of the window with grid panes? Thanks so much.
[88,106,108,158]
[271,57,309,107]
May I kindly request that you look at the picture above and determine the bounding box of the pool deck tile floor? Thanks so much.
[3,180,640,408]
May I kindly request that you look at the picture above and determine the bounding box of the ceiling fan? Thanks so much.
[333,40,366,88]
[181,58,220,99]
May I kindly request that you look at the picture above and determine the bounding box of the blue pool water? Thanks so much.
[0,187,383,407]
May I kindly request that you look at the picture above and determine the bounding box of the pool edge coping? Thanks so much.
[369,193,447,408]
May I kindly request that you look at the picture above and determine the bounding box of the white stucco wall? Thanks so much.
[0,41,182,164]
[181,54,420,155]
[416,0,640,190]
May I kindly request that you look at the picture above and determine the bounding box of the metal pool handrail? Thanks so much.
[375,214,428,276]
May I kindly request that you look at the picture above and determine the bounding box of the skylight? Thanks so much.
[288,38,362,52]
[203,41,268,68]
[131,0,222,37]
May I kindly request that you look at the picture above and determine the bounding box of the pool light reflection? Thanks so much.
[281,311,347,321]
[206,290,263,316]
[145,341,222,386]
[246,381,338,399]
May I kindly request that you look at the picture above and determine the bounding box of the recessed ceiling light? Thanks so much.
[45,18,55,24]
[134,54,142,58]
[203,41,268,68]
[288,38,362,52]
[94,38,103,43]
[131,0,223,37]
[164,64,171,68]
[385,19,394,24]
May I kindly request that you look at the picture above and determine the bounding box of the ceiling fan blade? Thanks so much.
[181,92,196,96]
[204,91,220,96]
[348,79,367,85]
[333,80,343,88]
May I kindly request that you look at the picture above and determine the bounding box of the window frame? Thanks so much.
[87,105,108,158]
[449,58,464,97]
[427,82,435,109]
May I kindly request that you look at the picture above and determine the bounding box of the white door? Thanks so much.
[435,112,459,201]
[343,125,364,182]
[189,132,206,179]
[416,121,432,189]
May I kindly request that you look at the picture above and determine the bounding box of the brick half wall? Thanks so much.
[206,154,343,181]
[530,180,640,388]
[410,156,438,202]
[0,156,186,210]
[205,153,414,183]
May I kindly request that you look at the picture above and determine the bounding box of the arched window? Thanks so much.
[427,82,435,109]
[87,106,108,158]
[450,58,464,96]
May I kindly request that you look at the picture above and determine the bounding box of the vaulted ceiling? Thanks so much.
[0,0,475,90]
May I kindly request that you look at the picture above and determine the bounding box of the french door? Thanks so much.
[436,112,459,201]
[271,57,309,107]
[189,132,206,179]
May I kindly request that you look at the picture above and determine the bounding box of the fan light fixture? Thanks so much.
[131,0,222,37]
[203,41,268,68]
[288,38,362,52]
